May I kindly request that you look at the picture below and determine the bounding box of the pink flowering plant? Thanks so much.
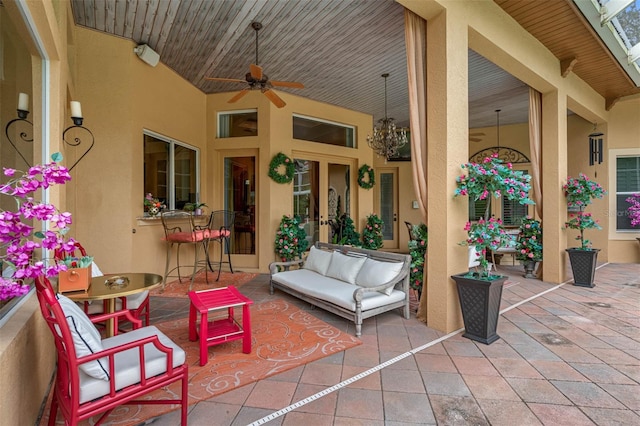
[361,213,384,250]
[463,217,509,278]
[273,215,308,261]
[563,173,606,250]
[0,154,77,301]
[454,153,535,278]
[515,216,542,261]
[625,193,640,227]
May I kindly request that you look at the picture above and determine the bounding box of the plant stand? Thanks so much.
[566,248,599,287]
[522,260,538,279]
[451,273,507,345]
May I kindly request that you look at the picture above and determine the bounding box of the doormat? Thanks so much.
[150,270,258,297]
[40,298,361,425]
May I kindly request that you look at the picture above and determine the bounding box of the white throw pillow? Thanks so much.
[303,246,333,276]
[356,258,404,295]
[56,294,109,380]
[325,251,366,284]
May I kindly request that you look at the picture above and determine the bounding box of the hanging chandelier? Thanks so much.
[367,73,407,160]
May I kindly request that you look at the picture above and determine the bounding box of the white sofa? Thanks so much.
[269,242,411,337]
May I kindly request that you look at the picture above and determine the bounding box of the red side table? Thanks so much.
[188,285,253,366]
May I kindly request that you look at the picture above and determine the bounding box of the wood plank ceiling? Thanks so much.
[70,0,639,129]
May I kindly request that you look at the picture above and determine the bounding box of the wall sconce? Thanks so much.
[5,93,94,171]
[589,131,603,166]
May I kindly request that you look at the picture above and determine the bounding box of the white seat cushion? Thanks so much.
[356,258,404,295]
[272,269,405,311]
[56,294,109,380]
[78,326,186,403]
[325,251,366,284]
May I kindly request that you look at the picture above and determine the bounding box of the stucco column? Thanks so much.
[541,90,568,283]
[425,8,469,333]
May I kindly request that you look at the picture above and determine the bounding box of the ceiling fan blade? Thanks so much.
[469,138,482,142]
[205,77,247,83]
[228,89,250,103]
[270,80,305,89]
[469,132,486,136]
[263,89,286,108]
[250,64,263,80]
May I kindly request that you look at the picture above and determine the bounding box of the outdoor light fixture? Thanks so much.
[6,93,94,171]
[367,73,407,160]
[589,131,604,166]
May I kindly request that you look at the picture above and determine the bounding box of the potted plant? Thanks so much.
[564,173,606,287]
[408,223,428,301]
[453,153,534,344]
[361,213,384,250]
[144,193,165,217]
[274,215,309,262]
[184,202,207,216]
[57,255,94,293]
[515,216,542,278]
[0,153,76,303]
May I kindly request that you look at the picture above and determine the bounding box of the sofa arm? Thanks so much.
[269,258,305,274]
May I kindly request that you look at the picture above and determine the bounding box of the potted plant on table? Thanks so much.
[144,193,165,217]
[184,202,207,216]
[453,153,534,344]
[564,173,606,287]
[515,216,542,278]
[0,153,76,303]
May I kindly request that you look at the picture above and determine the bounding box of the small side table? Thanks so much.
[188,285,253,366]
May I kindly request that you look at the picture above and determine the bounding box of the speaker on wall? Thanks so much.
[133,44,160,67]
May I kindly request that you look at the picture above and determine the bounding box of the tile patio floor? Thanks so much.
[144,262,638,425]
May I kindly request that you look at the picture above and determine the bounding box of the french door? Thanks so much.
[376,167,399,249]
[292,152,355,247]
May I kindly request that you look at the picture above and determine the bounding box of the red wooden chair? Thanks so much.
[35,276,188,425]
[55,241,151,325]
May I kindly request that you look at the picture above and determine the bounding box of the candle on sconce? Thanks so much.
[18,93,29,112]
[70,101,83,118]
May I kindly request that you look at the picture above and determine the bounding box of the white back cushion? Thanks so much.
[303,246,333,276]
[325,251,366,284]
[57,294,109,380]
[356,258,404,295]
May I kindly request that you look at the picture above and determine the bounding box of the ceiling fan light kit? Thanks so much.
[205,22,304,108]
[367,73,408,160]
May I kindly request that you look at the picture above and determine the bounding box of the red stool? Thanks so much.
[188,285,253,366]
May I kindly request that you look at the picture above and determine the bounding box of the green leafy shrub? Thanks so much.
[274,215,308,261]
[408,223,428,293]
[362,214,384,250]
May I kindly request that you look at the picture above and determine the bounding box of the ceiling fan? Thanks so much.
[469,132,485,143]
[205,22,304,108]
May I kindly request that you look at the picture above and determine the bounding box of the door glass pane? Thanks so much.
[174,145,197,209]
[294,159,319,248]
[380,173,394,240]
[328,164,351,243]
[143,136,169,208]
[224,157,256,254]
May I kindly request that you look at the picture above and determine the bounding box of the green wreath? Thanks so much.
[357,164,375,189]
[268,152,295,184]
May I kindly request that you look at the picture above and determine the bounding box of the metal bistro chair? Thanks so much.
[54,241,151,326]
[160,210,210,291]
[205,210,236,281]
[35,276,188,426]
[405,221,416,241]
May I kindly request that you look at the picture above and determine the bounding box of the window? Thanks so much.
[218,110,258,138]
[616,155,640,230]
[224,156,256,254]
[293,114,355,147]
[143,131,199,212]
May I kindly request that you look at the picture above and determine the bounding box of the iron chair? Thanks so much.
[35,276,188,426]
[205,210,236,281]
[54,241,151,326]
[160,210,210,291]
[405,221,416,241]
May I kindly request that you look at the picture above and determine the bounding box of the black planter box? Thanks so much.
[451,273,507,345]
[566,248,599,288]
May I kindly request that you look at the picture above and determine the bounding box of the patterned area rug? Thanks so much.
[150,270,258,297]
[40,299,361,425]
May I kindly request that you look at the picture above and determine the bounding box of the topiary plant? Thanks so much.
[330,213,361,247]
[408,223,428,298]
[362,214,384,250]
[274,215,307,261]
